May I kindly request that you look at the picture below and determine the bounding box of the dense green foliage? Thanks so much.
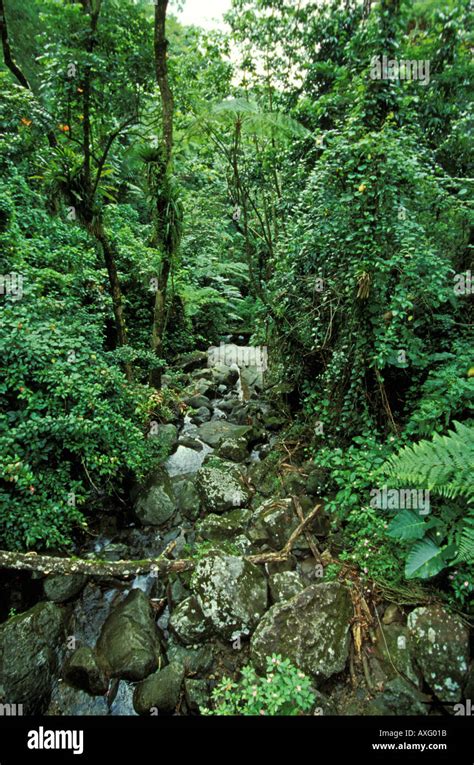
[0,0,472,613]
[203,655,315,716]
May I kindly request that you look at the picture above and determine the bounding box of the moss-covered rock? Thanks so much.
[133,662,185,715]
[269,571,305,603]
[251,583,352,680]
[96,590,163,681]
[192,551,268,640]
[134,469,178,527]
[63,646,108,695]
[184,678,210,713]
[407,605,469,702]
[374,623,421,688]
[365,678,430,716]
[196,420,252,449]
[168,596,213,645]
[217,437,249,462]
[43,573,87,603]
[0,601,65,714]
[196,509,251,542]
[166,639,214,676]
[196,461,250,512]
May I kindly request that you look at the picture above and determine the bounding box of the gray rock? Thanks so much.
[192,378,216,397]
[269,571,305,603]
[196,461,250,513]
[178,436,203,451]
[251,583,352,680]
[250,498,304,549]
[196,509,251,543]
[217,437,249,462]
[185,394,211,410]
[149,423,178,452]
[43,574,87,603]
[134,470,178,527]
[184,678,209,713]
[63,646,108,695]
[0,601,65,714]
[197,420,252,449]
[407,605,469,702]
[133,662,185,715]
[192,551,268,640]
[166,640,214,676]
[191,406,212,425]
[175,350,208,372]
[96,590,163,681]
[240,365,263,394]
[47,683,109,716]
[366,678,430,716]
[171,477,201,520]
[374,624,421,688]
[169,597,213,644]
[211,363,239,387]
[248,462,279,498]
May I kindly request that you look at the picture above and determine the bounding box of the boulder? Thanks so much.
[197,420,252,449]
[184,394,211,410]
[249,498,300,549]
[196,509,251,543]
[166,639,214,676]
[63,646,108,695]
[168,597,213,645]
[190,406,211,425]
[251,583,352,680]
[96,590,163,681]
[175,350,208,372]
[366,678,430,716]
[196,461,250,512]
[192,551,268,640]
[149,423,178,452]
[211,363,239,387]
[133,662,185,715]
[248,462,279,498]
[269,571,305,603]
[184,678,210,713]
[0,601,65,714]
[171,477,201,520]
[407,605,469,702]
[374,623,421,688]
[43,573,87,603]
[217,437,249,462]
[134,469,178,527]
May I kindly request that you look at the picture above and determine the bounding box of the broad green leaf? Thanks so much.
[405,538,446,579]
[387,510,427,541]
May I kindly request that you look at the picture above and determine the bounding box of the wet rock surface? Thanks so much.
[2,345,471,719]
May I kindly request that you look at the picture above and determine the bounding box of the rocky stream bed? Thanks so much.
[0,347,472,716]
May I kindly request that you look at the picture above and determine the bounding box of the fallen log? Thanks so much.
[0,504,322,578]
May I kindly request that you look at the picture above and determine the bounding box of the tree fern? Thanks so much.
[383,421,474,572]
[384,421,474,502]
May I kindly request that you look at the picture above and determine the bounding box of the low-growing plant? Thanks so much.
[202,655,316,716]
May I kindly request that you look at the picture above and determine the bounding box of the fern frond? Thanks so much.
[383,421,474,501]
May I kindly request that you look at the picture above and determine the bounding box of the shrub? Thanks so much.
[202,655,315,716]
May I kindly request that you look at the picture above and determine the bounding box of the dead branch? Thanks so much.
[0,504,323,578]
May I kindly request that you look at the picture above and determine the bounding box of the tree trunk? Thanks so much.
[89,216,133,382]
[0,0,57,147]
[150,0,175,389]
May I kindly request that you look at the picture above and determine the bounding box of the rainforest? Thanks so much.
[0,0,473,732]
